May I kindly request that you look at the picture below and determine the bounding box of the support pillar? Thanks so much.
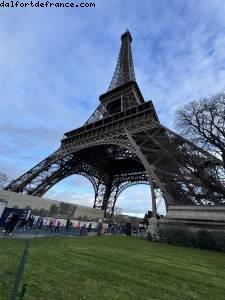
[101,176,113,217]
[150,183,157,218]
[125,129,161,237]
[93,181,100,208]
[125,128,173,211]
[110,184,120,217]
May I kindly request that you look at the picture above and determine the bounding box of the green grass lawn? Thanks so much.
[0,236,225,300]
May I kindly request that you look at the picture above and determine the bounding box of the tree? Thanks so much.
[49,204,59,216]
[114,206,123,215]
[176,92,225,166]
[0,172,9,189]
[59,202,73,216]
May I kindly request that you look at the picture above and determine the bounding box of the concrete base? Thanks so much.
[166,205,225,222]
[146,217,158,239]
[159,206,225,233]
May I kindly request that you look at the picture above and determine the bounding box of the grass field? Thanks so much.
[0,236,225,300]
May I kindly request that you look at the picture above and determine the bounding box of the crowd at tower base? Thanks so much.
[0,198,147,238]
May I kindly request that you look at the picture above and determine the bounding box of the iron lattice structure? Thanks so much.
[5,31,225,217]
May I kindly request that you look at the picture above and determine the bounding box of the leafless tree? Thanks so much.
[175,92,225,166]
[154,130,225,205]
[114,206,123,215]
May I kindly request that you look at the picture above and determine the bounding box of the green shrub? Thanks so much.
[197,230,216,250]
[213,231,225,250]
[159,227,195,247]
[157,227,225,252]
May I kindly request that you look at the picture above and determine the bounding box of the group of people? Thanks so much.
[45,218,75,233]
[2,211,107,237]
[3,212,20,235]
[46,219,61,233]
[3,213,49,236]
[3,213,35,236]
[79,223,92,236]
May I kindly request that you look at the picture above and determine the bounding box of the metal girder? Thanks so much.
[108,31,136,92]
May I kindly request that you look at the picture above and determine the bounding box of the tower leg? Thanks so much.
[151,183,157,217]
[125,128,174,212]
[101,177,113,218]
[110,186,120,217]
[145,182,158,238]
[93,182,100,208]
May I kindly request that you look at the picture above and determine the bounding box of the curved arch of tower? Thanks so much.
[5,31,225,217]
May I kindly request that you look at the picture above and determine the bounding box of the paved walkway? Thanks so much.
[0,226,94,239]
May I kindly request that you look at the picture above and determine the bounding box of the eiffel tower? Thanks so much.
[5,31,225,217]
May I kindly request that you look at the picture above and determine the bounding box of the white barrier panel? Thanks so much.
[32,215,103,229]
[0,201,6,218]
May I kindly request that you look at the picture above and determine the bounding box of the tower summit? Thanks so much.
[108,30,136,91]
[86,30,147,122]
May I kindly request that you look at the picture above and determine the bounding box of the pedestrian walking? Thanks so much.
[37,217,44,230]
[28,216,35,229]
[5,213,20,236]
[66,218,70,231]
[54,220,60,233]
[97,222,103,236]
[79,225,84,236]
[83,224,88,236]
[46,219,53,232]
[69,221,73,230]
[88,223,92,233]
[3,213,12,234]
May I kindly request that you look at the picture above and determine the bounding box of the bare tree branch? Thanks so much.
[175,92,225,166]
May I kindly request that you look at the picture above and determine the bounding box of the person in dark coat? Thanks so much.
[83,224,88,236]
[54,220,60,233]
[66,219,70,231]
[69,221,73,230]
[88,223,92,233]
[19,217,28,231]
[4,213,13,233]
[97,222,103,236]
[46,219,53,232]
[37,217,44,230]
[79,225,84,236]
[5,213,20,235]
[28,216,35,229]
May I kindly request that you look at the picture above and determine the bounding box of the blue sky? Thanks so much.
[1,0,225,216]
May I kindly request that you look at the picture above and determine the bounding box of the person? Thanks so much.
[27,215,34,229]
[97,222,103,236]
[83,224,88,236]
[29,216,35,229]
[54,220,60,233]
[3,213,13,234]
[37,217,44,230]
[5,213,20,236]
[18,217,28,231]
[88,222,92,233]
[66,218,70,231]
[79,225,84,236]
[69,221,73,230]
[46,219,53,232]
[111,224,115,234]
